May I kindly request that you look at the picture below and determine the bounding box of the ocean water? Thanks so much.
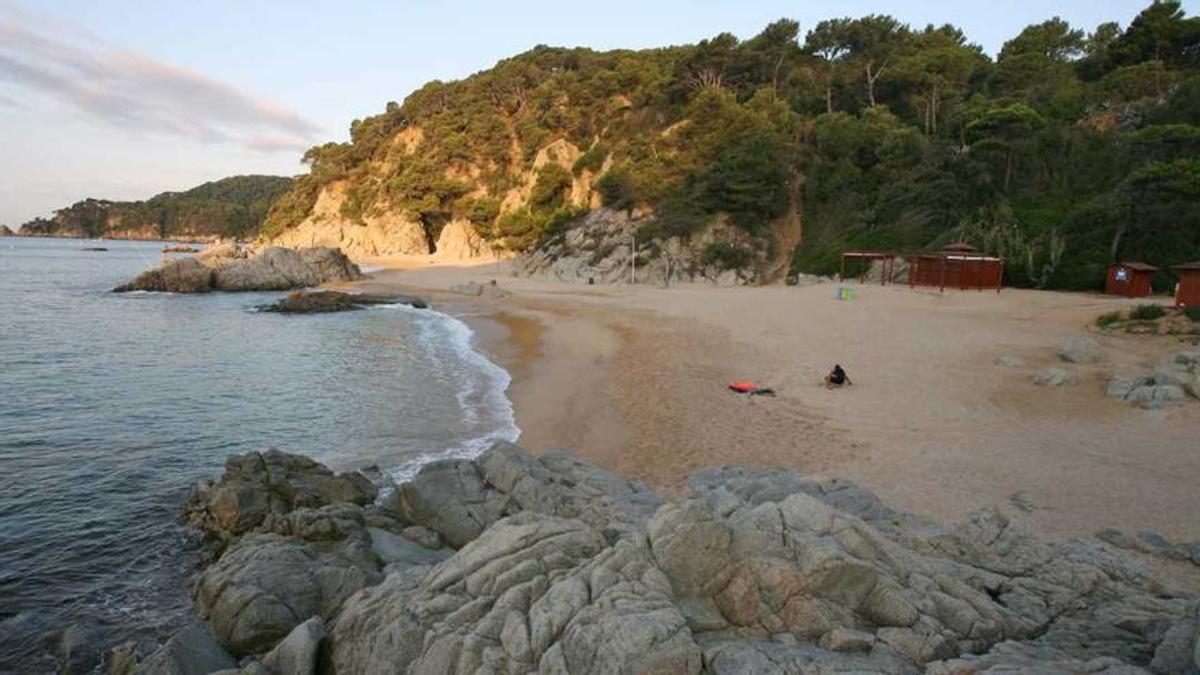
[0,237,518,672]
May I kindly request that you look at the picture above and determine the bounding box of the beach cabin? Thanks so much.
[839,251,899,285]
[1174,261,1200,308]
[907,242,1003,292]
[1105,262,1157,298]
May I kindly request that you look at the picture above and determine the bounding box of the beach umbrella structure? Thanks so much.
[1105,262,1158,298]
[839,251,900,285]
[906,242,1003,292]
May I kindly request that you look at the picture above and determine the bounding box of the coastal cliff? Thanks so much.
[18,175,293,242]
[113,443,1200,674]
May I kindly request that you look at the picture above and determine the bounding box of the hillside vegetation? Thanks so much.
[20,175,294,241]
[265,2,1200,288]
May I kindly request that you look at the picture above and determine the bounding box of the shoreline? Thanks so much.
[349,262,1200,553]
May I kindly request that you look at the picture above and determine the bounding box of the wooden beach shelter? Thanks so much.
[907,242,1003,292]
[1174,261,1200,308]
[840,251,899,285]
[1104,262,1157,298]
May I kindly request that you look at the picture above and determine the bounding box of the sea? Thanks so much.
[0,236,519,673]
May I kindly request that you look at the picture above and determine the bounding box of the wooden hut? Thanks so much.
[1174,261,1200,308]
[1104,262,1157,298]
[907,243,1003,292]
[839,251,899,285]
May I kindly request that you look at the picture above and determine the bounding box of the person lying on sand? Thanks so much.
[825,364,852,390]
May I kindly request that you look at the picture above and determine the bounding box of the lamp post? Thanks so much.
[629,233,636,285]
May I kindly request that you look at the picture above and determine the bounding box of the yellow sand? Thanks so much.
[350,262,1200,544]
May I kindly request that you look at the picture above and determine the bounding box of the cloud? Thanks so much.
[0,7,323,153]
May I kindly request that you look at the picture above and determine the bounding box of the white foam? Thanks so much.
[359,265,385,274]
[373,304,520,484]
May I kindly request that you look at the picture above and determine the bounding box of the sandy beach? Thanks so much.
[349,260,1200,547]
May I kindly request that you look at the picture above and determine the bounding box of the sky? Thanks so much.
[1,0,1195,228]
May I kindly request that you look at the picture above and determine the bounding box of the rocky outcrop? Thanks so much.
[515,208,765,286]
[113,245,363,293]
[448,280,513,299]
[139,443,1198,673]
[184,449,377,547]
[1105,349,1200,408]
[1057,335,1103,363]
[435,219,498,261]
[0,224,14,236]
[259,290,427,313]
[130,623,236,675]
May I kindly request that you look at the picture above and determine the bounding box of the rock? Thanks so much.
[114,257,216,293]
[386,441,663,548]
[1098,528,1200,566]
[993,356,1024,368]
[449,281,484,296]
[1154,364,1191,387]
[1187,369,1200,399]
[133,623,236,675]
[260,617,325,675]
[194,533,380,657]
[184,449,377,545]
[109,641,138,675]
[258,290,427,313]
[819,628,875,653]
[448,280,511,298]
[162,245,201,254]
[387,458,510,548]
[435,219,497,261]
[1175,350,1200,366]
[367,526,452,567]
[400,524,443,549]
[115,246,361,293]
[57,622,103,675]
[1057,335,1102,363]
[180,443,1197,674]
[197,241,246,262]
[0,224,14,236]
[1125,384,1187,409]
[1033,367,1076,386]
[1105,374,1145,399]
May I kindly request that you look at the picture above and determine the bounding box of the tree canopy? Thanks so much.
[263,1,1200,289]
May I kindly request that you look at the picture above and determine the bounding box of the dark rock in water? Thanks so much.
[184,448,377,547]
[57,622,105,675]
[259,290,427,313]
[114,245,362,293]
[81,247,108,251]
[131,623,236,675]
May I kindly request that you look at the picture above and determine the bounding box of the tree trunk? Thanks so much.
[930,80,940,135]
[865,63,877,107]
[1004,150,1013,192]
[824,83,834,114]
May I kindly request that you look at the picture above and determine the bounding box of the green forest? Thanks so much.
[22,175,294,240]
[265,1,1200,290]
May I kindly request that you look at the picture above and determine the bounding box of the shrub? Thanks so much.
[1129,304,1167,321]
[1184,306,1200,322]
[1096,311,1123,328]
[702,242,754,271]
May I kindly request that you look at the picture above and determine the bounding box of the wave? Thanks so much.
[373,304,520,484]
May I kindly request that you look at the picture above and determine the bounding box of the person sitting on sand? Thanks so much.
[825,364,852,389]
